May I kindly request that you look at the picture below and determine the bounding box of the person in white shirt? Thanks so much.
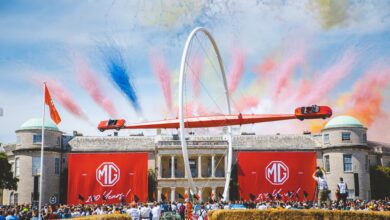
[312,167,331,209]
[126,203,141,220]
[171,202,177,213]
[140,203,151,220]
[336,177,348,209]
[151,202,161,220]
[223,202,230,210]
[257,203,267,210]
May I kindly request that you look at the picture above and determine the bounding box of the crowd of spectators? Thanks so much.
[1,198,389,220]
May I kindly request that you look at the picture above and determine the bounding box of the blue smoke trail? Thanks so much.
[101,44,142,115]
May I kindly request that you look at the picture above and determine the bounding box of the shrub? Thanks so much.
[208,209,390,220]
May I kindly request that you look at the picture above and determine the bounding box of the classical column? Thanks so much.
[157,187,162,202]
[157,154,162,179]
[211,154,215,178]
[171,187,176,202]
[198,155,202,178]
[184,158,188,178]
[211,187,216,200]
[171,155,175,178]
[198,187,203,202]
[224,154,228,177]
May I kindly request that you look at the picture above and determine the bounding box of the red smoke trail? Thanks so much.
[228,49,245,94]
[287,78,312,105]
[345,64,390,126]
[304,49,357,104]
[189,56,203,96]
[253,56,276,75]
[31,75,89,121]
[234,96,259,113]
[74,56,117,117]
[272,49,306,99]
[173,103,194,118]
[47,80,88,120]
[150,53,172,112]
[194,102,210,116]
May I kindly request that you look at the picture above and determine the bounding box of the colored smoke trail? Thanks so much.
[304,49,357,104]
[234,96,259,113]
[309,120,327,133]
[311,0,348,29]
[41,79,89,121]
[253,56,276,75]
[74,56,117,117]
[228,49,245,94]
[101,45,142,115]
[150,53,172,112]
[189,56,203,96]
[344,64,390,126]
[272,49,305,99]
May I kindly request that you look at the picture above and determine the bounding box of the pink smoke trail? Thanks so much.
[46,80,88,120]
[344,63,390,126]
[253,56,276,76]
[194,102,210,116]
[234,96,259,113]
[150,53,172,112]
[189,56,203,96]
[74,56,117,117]
[272,49,306,99]
[228,49,245,94]
[31,75,89,121]
[290,78,312,104]
[304,49,357,104]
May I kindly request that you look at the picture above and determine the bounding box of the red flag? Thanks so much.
[45,84,61,124]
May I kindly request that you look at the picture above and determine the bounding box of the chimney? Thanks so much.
[113,132,118,136]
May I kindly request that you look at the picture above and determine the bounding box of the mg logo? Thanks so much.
[265,161,289,185]
[96,162,120,187]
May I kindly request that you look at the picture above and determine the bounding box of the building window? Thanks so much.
[343,154,353,172]
[361,133,367,143]
[324,155,330,172]
[32,157,41,176]
[15,158,20,177]
[14,193,18,205]
[323,134,330,144]
[10,162,14,176]
[55,158,60,175]
[9,192,14,205]
[57,137,61,145]
[342,132,351,141]
[33,134,42,144]
[347,189,354,199]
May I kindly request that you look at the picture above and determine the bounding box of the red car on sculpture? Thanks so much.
[295,105,332,121]
[98,119,126,132]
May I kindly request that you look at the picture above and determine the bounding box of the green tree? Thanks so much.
[0,152,19,190]
[370,165,390,199]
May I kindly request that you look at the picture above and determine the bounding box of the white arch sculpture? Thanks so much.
[178,27,233,201]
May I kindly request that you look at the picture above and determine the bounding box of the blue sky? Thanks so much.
[1,0,389,143]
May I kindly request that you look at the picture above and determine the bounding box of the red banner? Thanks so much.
[237,152,316,201]
[67,153,148,204]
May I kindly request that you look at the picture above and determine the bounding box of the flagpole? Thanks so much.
[38,82,46,219]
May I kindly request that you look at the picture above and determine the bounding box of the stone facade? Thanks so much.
[2,116,390,204]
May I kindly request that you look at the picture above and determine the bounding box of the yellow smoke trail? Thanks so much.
[310,0,348,29]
